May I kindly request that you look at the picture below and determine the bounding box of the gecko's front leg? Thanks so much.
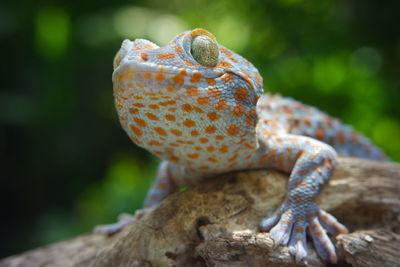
[257,131,348,262]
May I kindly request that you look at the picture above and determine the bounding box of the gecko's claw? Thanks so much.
[260,203,344,263]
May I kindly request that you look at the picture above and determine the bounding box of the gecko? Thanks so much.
[100,28,388,263]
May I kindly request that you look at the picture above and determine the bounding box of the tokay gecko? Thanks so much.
[101,28,388,263]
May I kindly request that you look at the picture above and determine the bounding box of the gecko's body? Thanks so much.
[110,29,387,262]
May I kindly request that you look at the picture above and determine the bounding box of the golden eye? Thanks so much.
[190,35,219,67]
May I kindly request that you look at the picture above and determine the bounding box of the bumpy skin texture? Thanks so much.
[111,29,387,263]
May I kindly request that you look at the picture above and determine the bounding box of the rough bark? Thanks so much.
[1,158,399,267]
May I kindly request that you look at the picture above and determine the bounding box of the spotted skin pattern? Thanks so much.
[110,29,387,263]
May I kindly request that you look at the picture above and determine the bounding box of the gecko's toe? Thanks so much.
[318,209,348,236]
[288,220,308,262]
[259,212,280,232]
[308,215,338,263]
[267,209,294,247]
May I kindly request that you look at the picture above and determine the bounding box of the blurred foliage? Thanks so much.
[1,0,399,258]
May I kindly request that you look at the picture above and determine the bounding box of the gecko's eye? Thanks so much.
[190,35,219,67]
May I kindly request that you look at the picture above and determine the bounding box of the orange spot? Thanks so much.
[195,146,202,151]
[143,72,152,79]
[132,103,145,108]
[165,114,176,121]
[179,69,187,75]
[184,61,195,66]
[205,125,217,134]
[134,118,147,127]
[217,61,233,68]
[186,86,199,96]
[145,113,159,120]
[220,47,232,56]
[207,146,215,152]
[174,46,183,53]
[166,84,176,92]
[215,99,228,110]
[207,157,217,163]
[232,104,245,117]
[277,154,284,169]
[253,96,260,105]
[148,140,162,146]
[187,153,199,159]
[220,73,234,82]
[207,112,220,121]
[351,133,360,144]
[159,100,176,106]
[183,120,196,127]
[234,87,248,101]
[157,53,176,60]
[219,145,229,153]
[296,228,304,233]
[170,129,182,136]
[130,125,142,136]
[168,107,177,112]
[190,72,203,83]
[129,108,139,114]
[216,135,224,140]
[199,138,209,143]
[301,117,312,127]
[133,95,143,100]
[205,78,216,85]
[155,73,165,81]
[200,165,209,170]
[245,144,256,150]
[267,150,276,163]
[227,125,239,136]
[154,127,167,136]
[315,126,325,140]
[207,88,221,97]
[336,131,345,144]
[149,104,159,109]
[297,169,308,175]
[197,96,210,105]
[191,130,200,137]
[194,106,204,113]
[173,75,184,84]
[281,106,293,115]
[182,104,193,112]
[228,154,238,162]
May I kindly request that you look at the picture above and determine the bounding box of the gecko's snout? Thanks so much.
[113,39,160,69]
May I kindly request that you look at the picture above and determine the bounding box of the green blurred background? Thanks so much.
[1,0,399,258]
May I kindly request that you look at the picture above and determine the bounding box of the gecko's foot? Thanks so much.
[259,203,348,263]
[94,209,150,235]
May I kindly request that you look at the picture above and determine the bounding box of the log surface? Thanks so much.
[1,158,399,267]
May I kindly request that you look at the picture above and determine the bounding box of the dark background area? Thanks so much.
[1,0,399,258]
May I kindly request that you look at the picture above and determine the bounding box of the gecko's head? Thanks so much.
[113,29,263,172]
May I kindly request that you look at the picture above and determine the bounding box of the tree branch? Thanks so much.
[1,158,399,267]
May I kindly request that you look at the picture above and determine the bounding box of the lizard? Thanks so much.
[100,28,388,263]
